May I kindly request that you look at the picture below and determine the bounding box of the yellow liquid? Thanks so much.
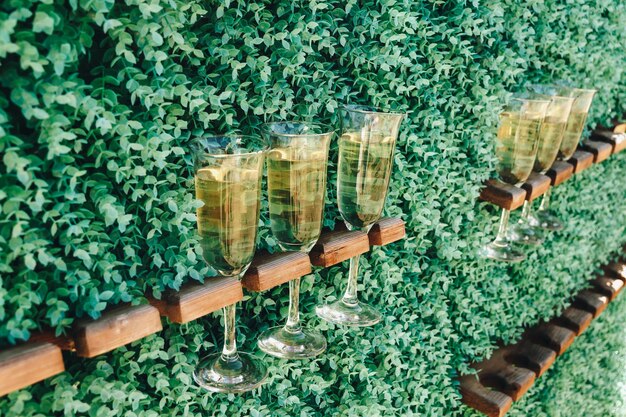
[195,164,260,275]
[534,119,567,173]
[267,148,327,251]
[337,131,395,229]
[496,112,542,185]
[559,111,588,160]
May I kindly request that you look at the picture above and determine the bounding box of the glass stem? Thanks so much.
[520,200,531,222]
[221,303,239,362]
[538,187,551,211]
[493,208,511,246]
[284,277,302,333]
[341,254,361,307]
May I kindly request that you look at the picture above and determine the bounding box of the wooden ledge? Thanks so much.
[580,140,613,163]
[459,375,513,417]
[573,290,609,318]
[528,323,576,356]
[310,229,370,267]
[73,304,163,358]
[368,217,406,246]
[242,251,312,291]
[546,161,574,186]
[553,307,593,336]
[474,349,536,401]
[604,262,626,281]
[591,130,626,154]
[520,173,551,201]
[153,277,243,324]
[0,342,65,397]
[591,276,624,301]
[568,150,594,174]
[479,179,527,211]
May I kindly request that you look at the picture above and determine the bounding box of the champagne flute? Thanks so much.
[191,135,269,393]
[529,87,597,230]
[509,93,574,245]
[257,122,333,359]
[479,98,549,262]
[316,105,405,327]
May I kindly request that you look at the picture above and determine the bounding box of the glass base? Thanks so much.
[509,222,545,246]
[193,352,268,393]
[528,210,563,231]
[315,299,381,327]
[257,326,326,359]
[479,240,526,262]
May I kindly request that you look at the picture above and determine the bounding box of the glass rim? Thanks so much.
[509,97,551,105]
[193,135,269,157]
[261,121,335,138]
[342,104,407,117]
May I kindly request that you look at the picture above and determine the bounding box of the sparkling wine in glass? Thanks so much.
[192,135,269,393]
[316,105,405,327]
[509,93,574,245]
[257,122,332,359]
[529,87,596,230]
[479,98,549,262]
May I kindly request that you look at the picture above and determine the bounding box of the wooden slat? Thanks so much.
[554,307,593,336]
[573,290,609,318]
[546,161,574,186]
[591,276,624,301]
[503,340,556,377]
[591,130,626,154]
[73,304,163,358]
[459,375,513,417]
[309,229,370,267]
[157,277,243,324]
[580,140,613,163]
[0,342,65,397]
[241,251,312,291]
[520,173,551,201]
[529,323,576,356]
[604,262,626,281]
[29,330,75,351]
[476,350,536,401]
[368,217,406,246]
[479,179,527,211]
[568,150,594,173]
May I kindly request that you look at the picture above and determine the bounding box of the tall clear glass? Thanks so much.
[479,98,549,262]
[316,105,405,327]
[191,135,269,393]
[257,122,332,359]
[509,94,574,245]
[529,87,596,230]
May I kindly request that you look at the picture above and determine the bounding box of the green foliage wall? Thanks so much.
[1,0,626,415]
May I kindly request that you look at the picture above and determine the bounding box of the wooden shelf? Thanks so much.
[520,173,551,202]
[242,251,311,292]
[591,130,626,154]
[460,259,626,417]
[546,161,574,186]
[0,342,65,397]
[73,304,163,358]
[310,229,370,267]
[568,150,594,173]
[368,217,406,246]
[580,140,613,163]
[479,180,527,211]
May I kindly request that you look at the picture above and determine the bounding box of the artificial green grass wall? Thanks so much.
[1,0,626,415]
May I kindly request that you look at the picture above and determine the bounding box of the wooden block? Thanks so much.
[503,340,557,377]
[520,173,551,201]
[309,229,370,267]
[0,342,65,397]
[568,150,594,173]
[580,140,613,163]
[591,276,624,301]
[476,350,536,401]
[479,179,527,211]
[158,277,243,324]
[29,330,75,351]
[529,323,576,356]
[546,161,574,186]
[604,262,626,281]
[591,130,626,154]
[73,304,163,358]
[459,375,513,417]
[368,217,406,246]
[573,290,609,318]
[554,307,593,336]
[242,251,312,292]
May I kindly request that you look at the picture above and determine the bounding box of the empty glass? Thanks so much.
[316,105,405,326]
[480,98,549,262]
[191,135,269,393]
[257,122,332,359]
